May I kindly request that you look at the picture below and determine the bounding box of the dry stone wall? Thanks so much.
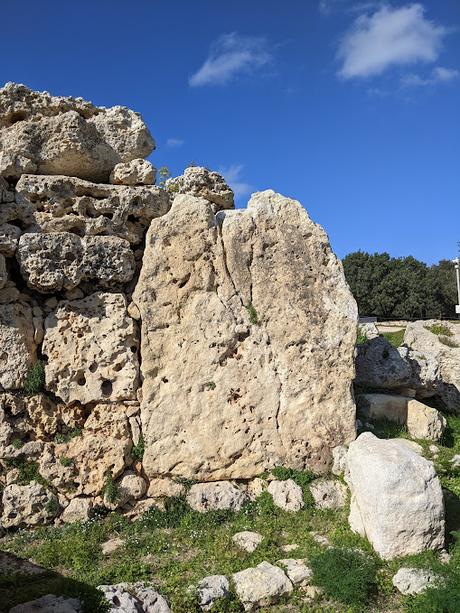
[0,83,358,528]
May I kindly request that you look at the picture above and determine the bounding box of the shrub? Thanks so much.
[54,428,82,444]
[59,457,73,467]
[11,438,24,449]
[45,497,61,517]
[158,166,171,187]
[131,434,144,461]
[245,303,259,325]
[23,361,45,394]
[205,381,216,390]
[103,472,120,504]
[356,327,368,344]
[310,547,378,609]
[426,323,452,337]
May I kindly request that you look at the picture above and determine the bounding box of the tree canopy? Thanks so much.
[342,251,458,319]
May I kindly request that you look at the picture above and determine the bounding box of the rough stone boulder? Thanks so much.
[310,478,348,509]
[110,159,156,186]
[355,336,413,391]
[133,190,357,481]
[0,83,154,181]
[1,481,59,528]
[40,403,132,496]
[14,174,170,245]
[404,321,460,413]
[233,562,293,610]
[346,432,445,559]
[9,595,82,613]
[166,166,234,210]
[0,302,37,390]
[186,481,248,512]
[42,292,139,404]
[357,393,446,441]
[17,233,135,293]
[392,567,441,595]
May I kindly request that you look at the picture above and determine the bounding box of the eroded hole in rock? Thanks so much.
[77,376,86,386]
[89,363,97,373]
[101,379,113,396]
[0,352,8,367]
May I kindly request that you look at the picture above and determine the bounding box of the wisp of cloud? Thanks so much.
[189,33,271,87]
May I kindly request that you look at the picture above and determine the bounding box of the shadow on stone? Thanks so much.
[0,552,105,613]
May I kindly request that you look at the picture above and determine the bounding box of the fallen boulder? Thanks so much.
[346,433,445,559]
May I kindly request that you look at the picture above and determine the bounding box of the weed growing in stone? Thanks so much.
[23,361,45,394]
[426,323,452,337]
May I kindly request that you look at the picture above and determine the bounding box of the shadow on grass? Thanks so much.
[0,552,108,613]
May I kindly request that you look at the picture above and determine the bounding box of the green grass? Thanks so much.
[426,323,453,337]
[2,414,460,613]
[5,459,48,487]
[54,428,82,444]
[310,547,379,610]
[103,472,120,505]
[23,361,45,394]
[381,328,406,347]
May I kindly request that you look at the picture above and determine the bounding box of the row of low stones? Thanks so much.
[8,563,444,612]
[1,432,447,565]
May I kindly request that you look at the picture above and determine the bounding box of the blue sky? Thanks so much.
[1,1,459,264]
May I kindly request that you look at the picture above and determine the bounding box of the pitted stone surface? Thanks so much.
[110,159,156,185]
[133,191,357,481]
[1,481,59,528]
[17,233,135,293]
[15,174,170,244]
[0,82,154,181]
[166,166,234,210]
[0,302,37,391]
[42,292,139,404]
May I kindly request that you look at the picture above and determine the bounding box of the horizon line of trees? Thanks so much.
[343,251,458,320]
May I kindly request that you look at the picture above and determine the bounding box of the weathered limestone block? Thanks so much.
[392,567,441,595]
[42,293,139,404]
[404,321,460,413]
[50,404,132,496]
[0,253,6,288]
[1,481,59,528]
[0,302,37,390]
[186,481,248,512]
[110,159,156,185]
[61,497,93,523]
[346,433,445,559]
[355,336,413,390]
[24,394,59,437]
[233,562,293,611]
[0,176,15,203]
[97,583,170,613]
[310,479,348,510]
[9,595,82,613]
[232,531,263,553]
[276,559,312,585]
[0,82,154,181]
[197,575,230,611]
[0,223,21,255]
[268,479,304,512]
[357,393,446,441]
[15,174,170,244]
[166,166,234,210]
[133,191,357,481]
[17,233,135,293]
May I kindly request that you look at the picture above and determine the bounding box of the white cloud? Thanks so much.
[320,1,381,16]
[219,164,253,199]
[189,33,271,87]
[166,138,184,148]
[337,4,446,79]
[401,66,459,87]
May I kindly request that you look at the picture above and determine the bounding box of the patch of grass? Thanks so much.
[426,323,453,337]
[439,336,459,348]
[23,360,45,394]
[245,303,259,325]
[381,328,406,347]
[405,569,460,613]
[11,438,24,449]
[204,381,216,390]
[5,458,48,487]
[54,428,82,444]
[310,547,378,609]
[59,457,73,467]
[45,497,61,517]
[361,418,409,440]
[131,434,144,461]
